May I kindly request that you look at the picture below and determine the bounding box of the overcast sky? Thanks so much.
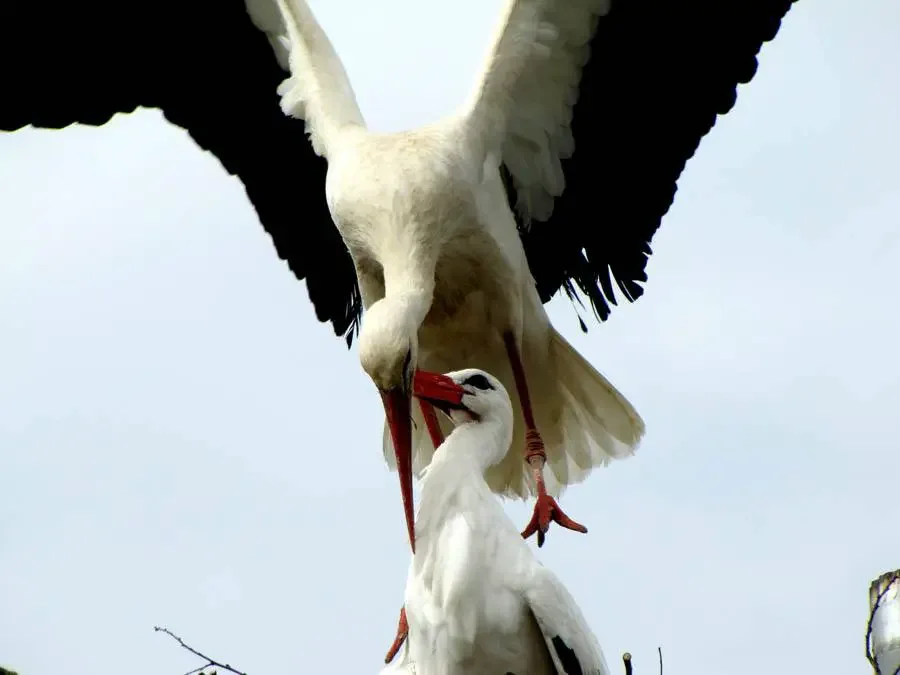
[1,1,898,674]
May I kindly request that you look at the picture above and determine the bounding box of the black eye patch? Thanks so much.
[461,373,493,391]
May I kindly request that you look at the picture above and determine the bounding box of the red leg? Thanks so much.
[384,606,409,664]
[503,332,588,548]
[383,401,442,662]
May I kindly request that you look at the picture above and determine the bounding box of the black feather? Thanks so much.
[0,0,362,346]
[551,635,584,675]
[511,0,799,327]
[1,0,797,348]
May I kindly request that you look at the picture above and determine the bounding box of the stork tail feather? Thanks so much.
[540,328,645,493]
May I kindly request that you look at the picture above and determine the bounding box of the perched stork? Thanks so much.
[1,0,797,541]
[397,367,612,674]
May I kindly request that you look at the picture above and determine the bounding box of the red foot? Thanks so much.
[521,492,588,547]
[384,606,409,664]
[520,428,587,547]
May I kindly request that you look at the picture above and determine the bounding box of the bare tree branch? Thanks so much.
[866,571,900,674]
[658,646,663,675]
[154,625,249,675]
[622,652,633,675]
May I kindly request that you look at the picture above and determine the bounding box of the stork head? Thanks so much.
[358,299,418,393]
[415,368,514,469]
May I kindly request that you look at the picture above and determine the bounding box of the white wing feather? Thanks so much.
[525,565,612,675]
[264,0,366,158]
[244,0,292,70]
[457,0,556,169]
[502,0,611,225]
[461,0,611,225]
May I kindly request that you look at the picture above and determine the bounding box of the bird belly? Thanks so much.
[417,230,517,370]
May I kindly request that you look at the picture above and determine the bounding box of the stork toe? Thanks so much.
[521,494,588,548]
[384,605,409,664]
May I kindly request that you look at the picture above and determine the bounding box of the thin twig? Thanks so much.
[154,625,249,675]
[622,652,633,675]
[866,572,900,673]
[658,646,663,675]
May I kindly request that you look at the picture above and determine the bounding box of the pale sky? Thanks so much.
[1,1,898,674]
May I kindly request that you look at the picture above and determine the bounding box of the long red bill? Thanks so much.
[381,388,416,553]
[412,370,466,407]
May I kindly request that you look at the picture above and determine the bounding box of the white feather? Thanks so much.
[268,0,644,504]
[268,0,365,157]
[403,369,611,675]
[496,0,612,227]
[244,0,292,70]
[456,0,556,167]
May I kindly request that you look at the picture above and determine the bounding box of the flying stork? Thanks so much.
[399,367,612,674]
[2,0,797,554]
[270,0,651,557]
[258,0,800,557]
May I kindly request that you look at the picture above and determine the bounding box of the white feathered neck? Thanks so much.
[413,415,512,543]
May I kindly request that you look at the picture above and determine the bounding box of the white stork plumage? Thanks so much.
[397,367,611,675]
[270,0,648,555]
[2,0,797,621]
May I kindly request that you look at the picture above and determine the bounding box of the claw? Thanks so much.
[521,493,588,547]
[519,427,588,547]
[384,606,409,664]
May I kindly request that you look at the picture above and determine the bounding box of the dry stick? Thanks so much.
[866,571,900,673]
[621,646,664,675]
[154,625,249,675]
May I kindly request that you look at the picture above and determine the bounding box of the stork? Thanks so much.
[2,0,797,584]
[270,0,649,556]
[399,367,612,675]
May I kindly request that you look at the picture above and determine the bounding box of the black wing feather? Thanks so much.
[514,0,799,324]
[0,0,362,344]
[551,635,585,675]
[1,0,797,344]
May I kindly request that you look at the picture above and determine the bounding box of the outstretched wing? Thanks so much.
[500,0,799,324]
[525,565,611,675]
[0,0,363,344]
[271,0,366,158]
[453,0,554,168]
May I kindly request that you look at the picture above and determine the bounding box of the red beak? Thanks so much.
[381,371,466,555]
[412,370,466,411]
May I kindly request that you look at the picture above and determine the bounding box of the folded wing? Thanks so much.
[525,564,611,675]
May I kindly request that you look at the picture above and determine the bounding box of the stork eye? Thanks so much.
[462,373,493,391]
